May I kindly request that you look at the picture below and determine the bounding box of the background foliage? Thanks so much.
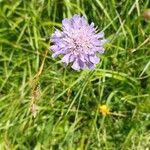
[0,0,150,149]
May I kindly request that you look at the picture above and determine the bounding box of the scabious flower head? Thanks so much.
[50,14,106,70]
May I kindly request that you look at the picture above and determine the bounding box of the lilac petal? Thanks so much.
[63,31,72,38]
[72,14,80,19]
[95,47,105,53]
[61,46,69,52]
[95,32,104,38]
[50,38,57,43]
[79,54,86,62]
[70,54,75,62]
[92,40,101,46]
[72,15,81,27]
[89,22,96,32]
[71,59,80,70]
[61,53,71,64]
[90,22,94,28]
[62,19,71,31]
[55,29,62,37]
[78,59,85,69]
[87,62,95,69]
[51,45,58,52]
[100,39,107,45]
[58,42,66,48]
[52,50,63,58]
[81,16,87,26]
[92,39,106,46]
[86,50,94,55]
[89,55,100,64]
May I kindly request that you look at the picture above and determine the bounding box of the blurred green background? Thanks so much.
[0,0,150,149]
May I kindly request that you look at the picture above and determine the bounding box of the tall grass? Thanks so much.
[0,0,150,149]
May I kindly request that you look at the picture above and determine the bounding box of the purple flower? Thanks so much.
[50,14,106,70]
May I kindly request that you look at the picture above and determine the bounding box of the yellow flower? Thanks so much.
[99,105,110,115]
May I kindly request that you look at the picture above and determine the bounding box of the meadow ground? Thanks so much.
[0,0,150,149]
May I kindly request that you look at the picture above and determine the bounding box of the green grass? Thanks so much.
[0,0,150,149]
